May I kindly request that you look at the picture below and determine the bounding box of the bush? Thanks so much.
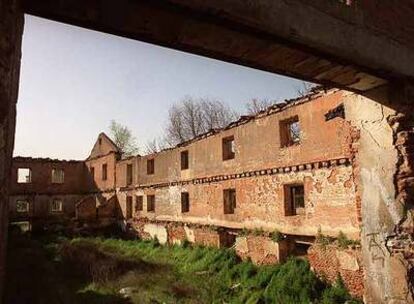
[239,228,250,237]
[337,231,360,249]
[321,276,362,304]
[253,228,264,236]
[316,228,334,248]
[263,258,324,304]
[270,230,283,242]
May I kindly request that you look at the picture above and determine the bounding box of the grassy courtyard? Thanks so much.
[5,231,361,304]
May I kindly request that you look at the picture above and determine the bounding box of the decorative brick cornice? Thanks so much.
[120,157,351,191]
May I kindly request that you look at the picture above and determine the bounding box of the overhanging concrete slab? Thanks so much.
[24,0,414,92]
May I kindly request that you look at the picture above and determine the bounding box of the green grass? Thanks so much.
[5,231,362,304]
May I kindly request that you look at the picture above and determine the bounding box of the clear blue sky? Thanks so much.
[15,15,307,160]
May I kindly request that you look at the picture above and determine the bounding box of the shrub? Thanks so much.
[252,228,264,236]
[181,238,191,248]
[316,228,334,248]
[337,231,360,249]
[263,258,324,304]
[321,275,362,304]
[239,228,250,237]
[337,231,351,249]
[270,230,283,242]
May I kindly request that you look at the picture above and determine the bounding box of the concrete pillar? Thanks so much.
[345,85,414,303]
[0,0,23,301]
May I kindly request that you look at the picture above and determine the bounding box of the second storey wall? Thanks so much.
[116,90,353,188]
[10,159,87,195]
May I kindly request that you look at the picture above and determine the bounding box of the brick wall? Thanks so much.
[85,153,118,191]
[308,244,364,298]
[10,157,87,195]
[118,163,358,238]
[9,157,89,225]
[75,196,96,221]
[117,90,354,190]
[0,0,23,301]
[115,89,359,240]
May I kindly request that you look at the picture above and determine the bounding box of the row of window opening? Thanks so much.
[17,168,64,184]
[15,199,63,213]
[124,183,305,219]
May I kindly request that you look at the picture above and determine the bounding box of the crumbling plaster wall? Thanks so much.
[120,164,359,239]
[117,90,360,239]
[343,87,414,303]
[0,0,23,301]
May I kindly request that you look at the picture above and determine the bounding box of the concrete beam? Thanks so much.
[24,0,414,92]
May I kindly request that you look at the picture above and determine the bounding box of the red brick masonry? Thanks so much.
[308,244,364,298]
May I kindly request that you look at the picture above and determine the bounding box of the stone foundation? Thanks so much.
[234,235,292,264]
[130,219,296,265]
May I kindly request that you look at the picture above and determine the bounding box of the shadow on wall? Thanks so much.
[74,167,124,230]
[8,159,124,233]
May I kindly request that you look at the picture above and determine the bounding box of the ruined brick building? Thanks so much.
[3,1,414,303]
[9,87,372,296]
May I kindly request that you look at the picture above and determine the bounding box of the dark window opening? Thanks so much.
[102,164,107,181]
[147,195,155,212]
[135,195,143,212]
[284,184,305,216]
[147,159,155,175]
[294,242,311,257]
[223,188,236,214]
[17,168,31,183]
[181,192,190,213]
[16,200,29,213]
[325,103,345,121]
[280,116,300,147]
[127,164,133,185]
[90,167,95,179]
[219,231,236,248]
[181,150,189,170]
[51,169,64,184]
[126,196,133,219]
[98,138,102,145]
[50,199,63,213]
[222,136,235,160]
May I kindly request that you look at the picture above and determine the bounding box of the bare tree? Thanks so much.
[245,98,273,115]
[145,137,167,154]
[295,81,315,98]
[165,97,237,145]
[108,120,139,157]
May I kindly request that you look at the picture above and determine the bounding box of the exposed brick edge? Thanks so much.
[13,156,83,163]
[148,87,338,154]
[10,189,116,196]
